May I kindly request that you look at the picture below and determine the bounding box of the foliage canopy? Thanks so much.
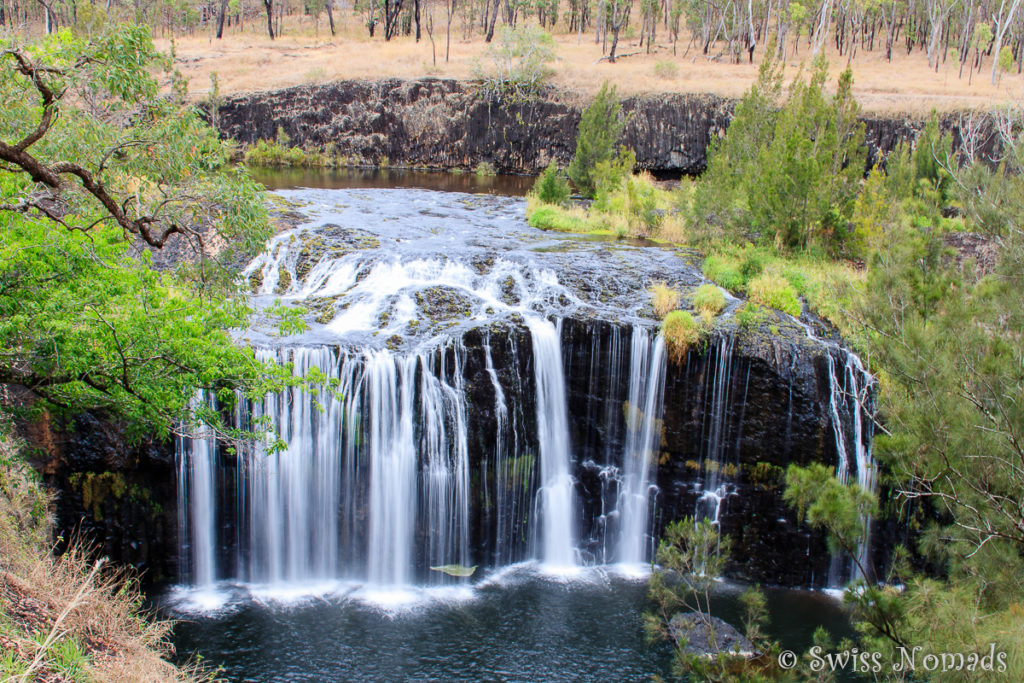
[0,27,286,441]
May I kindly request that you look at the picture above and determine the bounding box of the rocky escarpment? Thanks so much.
[214,78,997,175]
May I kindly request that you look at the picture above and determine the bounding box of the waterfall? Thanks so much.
[827,349,877,583]
[240,348,343,583]
[176,412,218,587]
[616,328,667,566]
[231,345,476,588]
[420,343,470,583]
[527,317,578,570]
[484,334,533,568]
[695,335,744,524]
[364,350,418,586]
[167,187,896,603]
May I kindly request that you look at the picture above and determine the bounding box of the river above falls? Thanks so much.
[239,185,709,350]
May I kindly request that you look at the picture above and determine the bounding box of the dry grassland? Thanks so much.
[159,13,1021,114]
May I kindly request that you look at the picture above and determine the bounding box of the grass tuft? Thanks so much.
[691,284,726,319]
[650,282,681,318]
[746,273,801,316]
[661,310,704,363]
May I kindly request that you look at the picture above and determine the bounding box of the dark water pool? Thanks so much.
[249,167,534,196]
[167,568,853,682]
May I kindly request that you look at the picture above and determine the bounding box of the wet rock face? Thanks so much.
[214,78,996,175]
[38,317,875,589]
[30,412,179,584]
[561,318,842,587]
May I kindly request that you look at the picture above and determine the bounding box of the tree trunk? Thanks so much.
[991,0,1023,84]
[446,0,455,62]
[327,0,336,35]
[414,0,421,39]
[216,0,229,37]
[263,0,275,38]
[485,0,499,41]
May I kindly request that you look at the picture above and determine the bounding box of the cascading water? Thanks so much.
[171,187,880,604]
[615,329,667,566]
[419,342,470,582]
[527,317,579,570]
[240,348,343,584]
[364,350,418,586]
[483,333,535,568]
[694,334,748,525]
[176,407,218,587]
[826,349,877,584]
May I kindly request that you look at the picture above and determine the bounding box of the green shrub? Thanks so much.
[749,61,866,250]
[592,147,637,203]
[692,49,866,252]
[592,155,659,236]
[244,127,328,167]
[622,173,660,235]
[691,284,726,317]
[527,205,591,232]
[739,250,765,281]
[661,310,703,363]
[568,82,626,198]
[531,162,571,206]
[653,60,679,80]
[475,161,497,177]
[702,254,744,291]
[735,302,768,329]
[746,273,801,316]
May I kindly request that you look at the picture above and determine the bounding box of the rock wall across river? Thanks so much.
[214,78,997,175]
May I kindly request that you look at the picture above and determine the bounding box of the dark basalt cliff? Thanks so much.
[32,315,882,589]
[19,411,179,583]
[214,78,992,175]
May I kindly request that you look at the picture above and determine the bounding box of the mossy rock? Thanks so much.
[248,269,264,294]
[295,234,328,281]
[416,286,474,323]
[500,276,520,306]
[386,334,403,351]
[273,267,292,295]
[471,254,496,275]
[304,295,342,324]
[318,224,381,251]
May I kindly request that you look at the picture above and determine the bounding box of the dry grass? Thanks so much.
[142,14,1022,114]
[0,425,195,683]
[650,282,681,318]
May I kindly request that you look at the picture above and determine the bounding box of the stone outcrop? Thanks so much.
[213,78,997,175]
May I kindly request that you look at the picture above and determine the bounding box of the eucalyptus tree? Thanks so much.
[989,0,1022,82]
[0,26,289,440]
